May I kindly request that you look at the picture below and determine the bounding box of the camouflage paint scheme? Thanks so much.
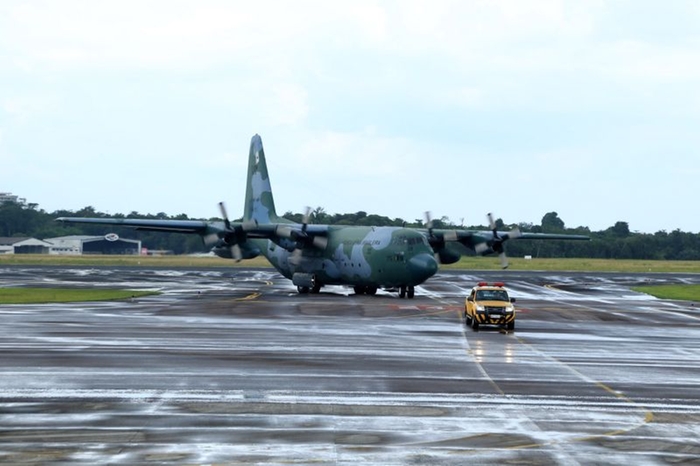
[57,134,589,298]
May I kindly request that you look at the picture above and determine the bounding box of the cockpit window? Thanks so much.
[393,234,425,246]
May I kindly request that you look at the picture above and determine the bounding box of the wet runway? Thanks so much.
[1,266,700,465]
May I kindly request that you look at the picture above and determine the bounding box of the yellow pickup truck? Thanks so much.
[464,282,516,331]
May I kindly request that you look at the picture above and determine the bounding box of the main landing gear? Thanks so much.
[353,285,378,296]
[297,283,322,294]
[399,285,415,299]
[352,285,415,299]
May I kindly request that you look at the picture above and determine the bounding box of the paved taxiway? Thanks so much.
[1,266,700,465]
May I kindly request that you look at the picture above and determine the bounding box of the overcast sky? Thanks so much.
[2,1,699,233]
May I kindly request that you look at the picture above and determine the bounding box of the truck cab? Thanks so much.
[465,281,516,331]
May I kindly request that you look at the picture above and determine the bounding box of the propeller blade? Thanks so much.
[242,219,258,231]
[475,242,489,255]
[203,232,220,247]
[231,244,242,262]
[487,212,497,231]
[443,230,458,242]
[276,225,293,238]
[301,206,312,234]
[499,252,509,269]
[312,236,328,250]
[289,248,303,266]
[219,202,231,229]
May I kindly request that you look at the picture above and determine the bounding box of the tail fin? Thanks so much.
[243,134,280,224]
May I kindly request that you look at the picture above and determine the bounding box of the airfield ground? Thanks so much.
[1,266,699,464]
[2,253,700,273]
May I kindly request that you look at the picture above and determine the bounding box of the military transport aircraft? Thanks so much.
[57,134,589,298]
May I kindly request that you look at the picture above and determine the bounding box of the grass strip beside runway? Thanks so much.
[2,254,700,272]
[631,284,700,302]
[0,288,159,304]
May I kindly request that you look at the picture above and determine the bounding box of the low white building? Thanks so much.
[46,235,142,255]
[0,237,53,254]
[0,192,27,206]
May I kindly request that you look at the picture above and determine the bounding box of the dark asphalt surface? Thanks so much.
[1,266,699,465]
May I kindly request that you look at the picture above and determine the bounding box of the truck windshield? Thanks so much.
[476,290,509,301]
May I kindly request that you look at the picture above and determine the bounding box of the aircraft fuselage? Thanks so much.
[255,225,438,289]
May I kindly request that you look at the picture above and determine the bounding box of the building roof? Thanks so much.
[0,237,31,245]
[45,235,140,244]
[0,237,53,247]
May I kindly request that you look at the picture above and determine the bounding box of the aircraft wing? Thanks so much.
[516,232,590,241]
[56,217,330,259]
[57,217,329,240]
[427,228,589,267]
[56,217,213,234]
[430,229,589,249]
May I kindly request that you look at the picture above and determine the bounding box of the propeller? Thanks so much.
[290,207,311,266]
[212,201,243,261]
[424,211,460,264]
[484,212,521,269]
[424,211,442,264]
[279,206,328,266]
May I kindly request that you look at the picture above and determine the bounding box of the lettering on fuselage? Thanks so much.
[362,240,382,246]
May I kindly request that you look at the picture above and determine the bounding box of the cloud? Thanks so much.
[0,1,386,70]
[2,91,64,129]
[2,0,700,232]
[262,83,309,126]
[293,129,426,179]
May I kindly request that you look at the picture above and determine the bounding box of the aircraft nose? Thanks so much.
[407,253,439,282]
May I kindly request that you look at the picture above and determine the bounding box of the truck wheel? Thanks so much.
[506,321,515,331]
[471,317,479,331]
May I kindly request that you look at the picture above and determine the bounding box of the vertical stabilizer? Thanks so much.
[243,134,279,224]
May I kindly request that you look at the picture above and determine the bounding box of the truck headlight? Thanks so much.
[476,305,485,313]
[504,305,514,313]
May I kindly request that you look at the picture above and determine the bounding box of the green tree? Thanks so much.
[541,212,565,232]
[608,221,630,238]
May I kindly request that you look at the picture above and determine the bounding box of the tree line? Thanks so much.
[1,201,699,260]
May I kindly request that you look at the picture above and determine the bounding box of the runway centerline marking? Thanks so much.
[514,332,655,445]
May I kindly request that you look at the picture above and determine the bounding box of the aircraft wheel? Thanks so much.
[399,286,406,299]
[366,286,378,296]
[407,286,415,299]
[353,285,365,295]
[311,283,322,294]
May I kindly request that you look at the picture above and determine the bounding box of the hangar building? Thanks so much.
[0,237,53,254]
[46,235,142,255]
